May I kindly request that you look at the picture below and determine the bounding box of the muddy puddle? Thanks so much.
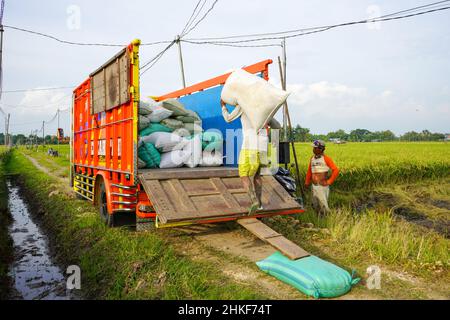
[355,192,449,238]
[6,179,79,300]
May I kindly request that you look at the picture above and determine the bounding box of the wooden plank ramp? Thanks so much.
[237,218,310,260]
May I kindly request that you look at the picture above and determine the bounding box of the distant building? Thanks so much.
[445,133,450,141]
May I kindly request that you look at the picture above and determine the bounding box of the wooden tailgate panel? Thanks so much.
[138,169,300,224]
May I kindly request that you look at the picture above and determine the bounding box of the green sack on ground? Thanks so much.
[256,252,360,299]
[139,123,173,137]
[138,142,161,168]
[161,118,184,130]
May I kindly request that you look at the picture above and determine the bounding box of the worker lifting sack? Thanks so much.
[221,69,290,130]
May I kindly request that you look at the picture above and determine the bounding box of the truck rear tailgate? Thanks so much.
[138,167,302,225]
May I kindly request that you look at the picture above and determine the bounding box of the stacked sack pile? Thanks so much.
[138,98,223,169]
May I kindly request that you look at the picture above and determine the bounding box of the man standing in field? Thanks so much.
[220,99,270,215]
[304,140,339,215]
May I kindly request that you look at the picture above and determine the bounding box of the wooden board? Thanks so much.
[105,59,120,110]
[237,218,310,260]
[90,49,130,114]
[118,52,130,105]
[91,69,106,114]
[138,167,301,225]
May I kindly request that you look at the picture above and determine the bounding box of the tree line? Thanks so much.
[0,128,447,145]
[0,133,69,145]
[283,126,447,142]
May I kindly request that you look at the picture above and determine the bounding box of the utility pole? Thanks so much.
[0,24,4,101]
[3,113,5,146]
[42,120,45,147]
[281,38,288,142]
[5,112,9,146]
[57,108,60,152]
[176,35,187,88]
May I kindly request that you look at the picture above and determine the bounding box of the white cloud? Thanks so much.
[7,89,72,134]
[18,89,71,115]
[283,81,448,135]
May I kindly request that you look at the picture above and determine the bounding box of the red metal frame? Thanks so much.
[155,59,272,101]
[72,42,138,214]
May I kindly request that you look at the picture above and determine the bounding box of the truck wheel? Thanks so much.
[98,179,114,227]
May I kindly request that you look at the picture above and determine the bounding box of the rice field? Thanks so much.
[292,142,450,190]
[13,141,450,298]
[36,141,450,190]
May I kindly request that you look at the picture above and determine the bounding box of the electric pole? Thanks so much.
[281,38,288,142]
[6,113,8,146]
[176,35,187,88]
[57,108,60,152]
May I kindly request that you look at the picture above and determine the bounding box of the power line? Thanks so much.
[182,39,281,48]
[1,86,74,93]
[44,111,58,124]
[180,0,204,36]
[184,1,450,44]
[183,0,219,37]
[3,25,171,47]
[140,41,177,76]
[182,0,208,37]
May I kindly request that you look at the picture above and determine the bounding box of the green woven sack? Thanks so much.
[184,122,203,134]
[202,131,223,151]
[139,123,173,136]
[161,99,188,116]
[257,252,360,299]
[139,115,151,131]
[176,115,198,123]
[185,109,201,120]
[161,118,184,130]
[138,142,161,168]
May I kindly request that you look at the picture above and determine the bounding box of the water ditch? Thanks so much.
[6,178,79,300]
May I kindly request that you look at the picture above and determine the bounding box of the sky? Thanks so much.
[2,0,450,136]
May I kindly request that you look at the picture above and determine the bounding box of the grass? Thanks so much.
[4,149,266,299]
[0,147,12,299]
[292,142,450,190]
[14,142,450,299]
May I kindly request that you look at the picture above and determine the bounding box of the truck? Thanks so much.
[71,39,307,259]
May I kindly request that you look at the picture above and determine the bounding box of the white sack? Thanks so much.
[183,134,202,168]
[159,149,191,169]
[161,98,188,116]
[142,132,186,152]
[148,104,173,123]
[221,69,289,130]
[200,150,223,167]
[173,128,191,137]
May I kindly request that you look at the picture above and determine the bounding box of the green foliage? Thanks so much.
[4,149,265,300]
[281,126,446,143]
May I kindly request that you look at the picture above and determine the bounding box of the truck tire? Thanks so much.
[97,179,115,227]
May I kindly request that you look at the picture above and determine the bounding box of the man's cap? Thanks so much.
[312,140,326,148]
